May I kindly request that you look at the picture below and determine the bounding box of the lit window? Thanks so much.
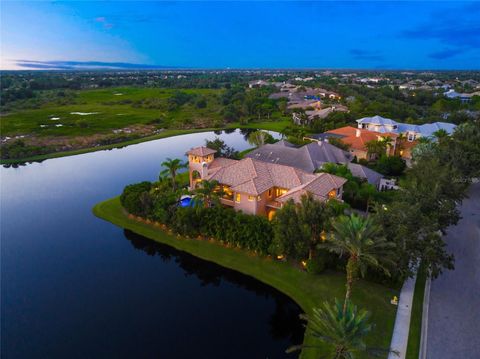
[257,196,261,201]
[328,190,336,199]
[248,195,255,201]
[235,193,241,202]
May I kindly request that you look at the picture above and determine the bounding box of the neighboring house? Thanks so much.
[248,80,270,88]
[292,105,348,125]
[246,140,351,172]
[356,115,457,142]
[444,89,473,103]
[187,147,347,219]
[347,163,384,187]
[325,126,395,160]
[246,141,385,189]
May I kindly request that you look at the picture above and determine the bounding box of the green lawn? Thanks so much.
[0,87,224,136]
[406,268,427,359]
[93,196,398,359]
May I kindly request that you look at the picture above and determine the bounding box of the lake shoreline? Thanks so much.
[93,196,398,359]
[1,120,290,165]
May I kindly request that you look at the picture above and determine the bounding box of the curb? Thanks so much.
[419,275,431,359]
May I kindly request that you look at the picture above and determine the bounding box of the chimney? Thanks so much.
[356,129,361,137]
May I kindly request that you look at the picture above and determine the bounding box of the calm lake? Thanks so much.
[1,129,304,358]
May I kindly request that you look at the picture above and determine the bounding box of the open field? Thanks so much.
[1,87,225,136]
[0,87,292,163]
[93,196,398,359]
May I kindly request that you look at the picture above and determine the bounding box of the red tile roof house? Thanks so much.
[325,126,398,160]
[187,146,347,219]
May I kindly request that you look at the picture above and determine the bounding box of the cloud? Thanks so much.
[12,60,179,70]
[428,48,465,60]
[402,3,480,50]
[349,49,384,61]
[94,16,114,29]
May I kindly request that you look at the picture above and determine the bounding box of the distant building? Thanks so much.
[444,89,472,103]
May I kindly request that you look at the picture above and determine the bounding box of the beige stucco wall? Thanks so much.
[232,192,260,215]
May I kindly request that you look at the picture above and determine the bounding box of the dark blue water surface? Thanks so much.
[1,130,304,359]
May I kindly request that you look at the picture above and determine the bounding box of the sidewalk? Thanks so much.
[388,275,417,359]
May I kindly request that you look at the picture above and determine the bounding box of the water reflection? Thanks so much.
[124,229,304,347]
[1,129,303,359]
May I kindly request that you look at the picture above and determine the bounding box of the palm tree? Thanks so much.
[194,180,223,208]
[287,299,389,358]
[365,140,387,160]
[161,158,187,191]
[247,130,271,147]
[297,194,331,260]
[394,133,407,156]
[322,214,395,312]
[433,129,449,145]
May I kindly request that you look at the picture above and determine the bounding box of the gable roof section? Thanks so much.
[245,141,350,172]
[187,146,217,156]
[346,163,383,185]
[277,173,347,203]
[417,122,456,137]
[206,157,345,199]
[326,126,381,152]
[357,115,397,126]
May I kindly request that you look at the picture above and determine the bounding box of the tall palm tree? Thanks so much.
[161,158,187,191]
[247,130,271,147]
[194,180,223,208]
[322,214,395,312]
[394,133,407,156]
[287,299,389,358]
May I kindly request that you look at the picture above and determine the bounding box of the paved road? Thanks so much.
[426,182,480,359]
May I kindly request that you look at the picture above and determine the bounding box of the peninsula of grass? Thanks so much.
[406,267,427,359]
[93,196,398,359]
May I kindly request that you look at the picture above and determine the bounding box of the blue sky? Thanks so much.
[1,1,479,70]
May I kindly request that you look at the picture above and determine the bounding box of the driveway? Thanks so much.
[426,182,480,359]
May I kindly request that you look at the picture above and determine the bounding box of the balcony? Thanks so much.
[266,200,282,209]
[220,198,235,207]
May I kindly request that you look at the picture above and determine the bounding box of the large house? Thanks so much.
[323,126,396,160]
[316,116,456,161]
[246,139,351,171]
[246,140,384,187]
[356,115,456,141]
[187,146,347,219]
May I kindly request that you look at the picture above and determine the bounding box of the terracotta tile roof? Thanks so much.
[326,126,382,151]
[207,157,313,195]
[209,157,238,169]
[186,146,217,156]
[277,173,347,203]
[207,157,346,202]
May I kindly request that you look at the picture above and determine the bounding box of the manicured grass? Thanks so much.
[93,196,398,359]
[406,267,427,359]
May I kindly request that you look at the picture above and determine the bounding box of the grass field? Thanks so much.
[1,86,293,163]
[93,196,399,359]
[1,87,225,136]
